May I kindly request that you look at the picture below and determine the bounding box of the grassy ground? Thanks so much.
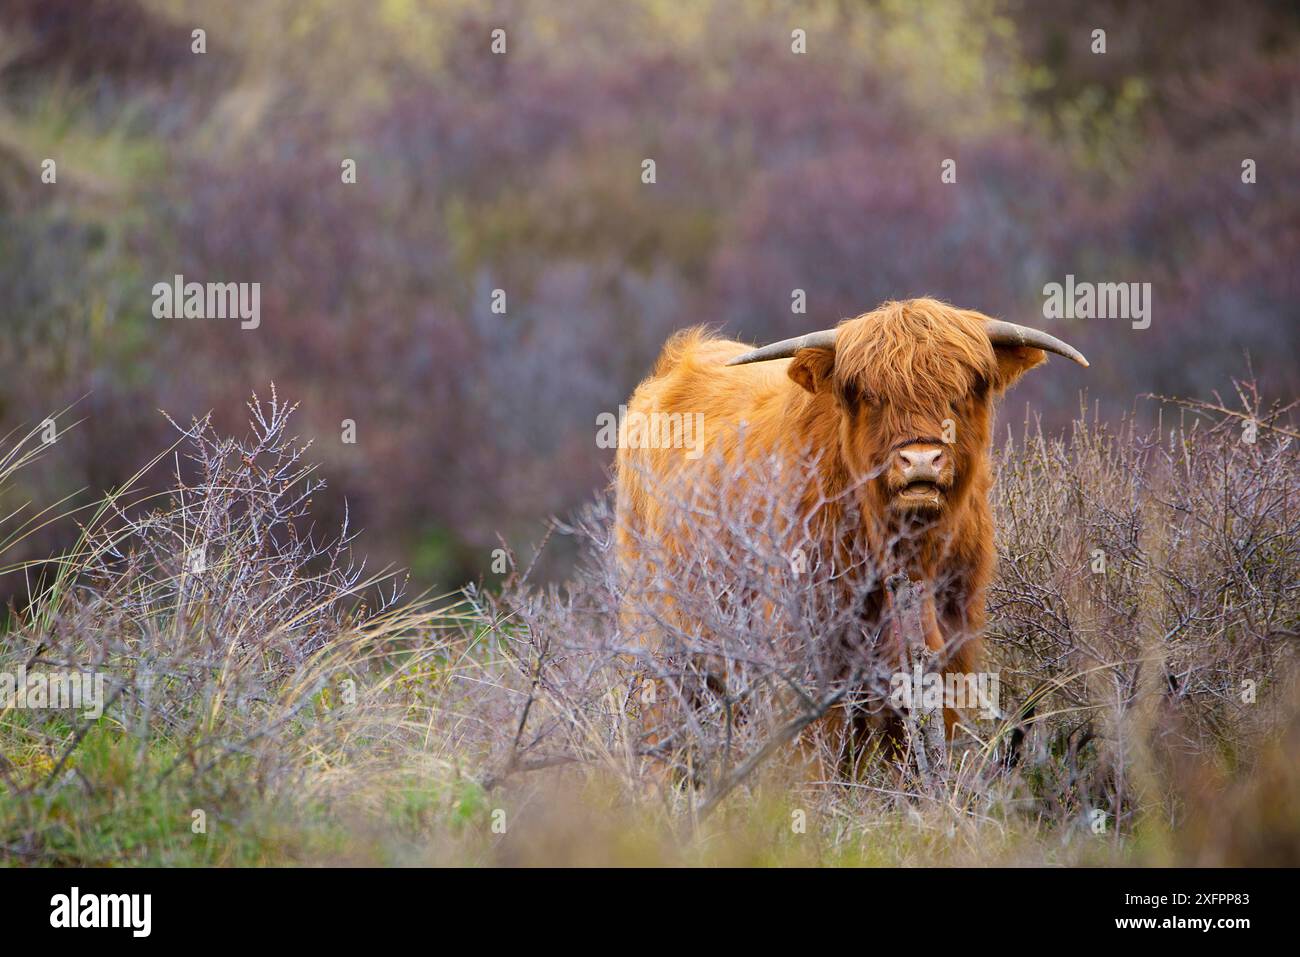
[8,715,1298,866]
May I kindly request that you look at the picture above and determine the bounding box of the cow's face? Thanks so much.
[850,382,976,519]
[787,299,1048,520]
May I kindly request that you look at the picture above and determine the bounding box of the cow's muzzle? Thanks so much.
[890,444,951,509]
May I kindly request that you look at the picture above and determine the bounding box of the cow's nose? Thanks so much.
[897,447,945,479]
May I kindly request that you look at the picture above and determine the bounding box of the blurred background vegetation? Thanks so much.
[1,0,1296,597]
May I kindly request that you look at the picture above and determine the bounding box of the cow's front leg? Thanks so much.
[916,590,962,737]
[885,578,958,742]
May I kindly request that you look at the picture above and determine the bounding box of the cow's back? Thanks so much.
[615,328,798,546]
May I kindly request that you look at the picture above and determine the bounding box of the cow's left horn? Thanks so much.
[984,319,1089,367]
[725,329,839,366]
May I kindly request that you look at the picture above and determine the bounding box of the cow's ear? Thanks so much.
[991,345,1047,393]
[788,347,835,394]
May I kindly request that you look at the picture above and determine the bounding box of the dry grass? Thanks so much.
[0,384,1296,865]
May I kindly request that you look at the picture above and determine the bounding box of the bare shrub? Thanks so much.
[0,388,419,800]
[3,383,1294,863]
[989,383,1299,832]
[459,383,1298,840]
[465,444,998,817]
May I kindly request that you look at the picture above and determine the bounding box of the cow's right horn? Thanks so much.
[725,329,838,366]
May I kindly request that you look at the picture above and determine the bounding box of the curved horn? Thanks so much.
[725,329,838,366]
[983,319,1089,367]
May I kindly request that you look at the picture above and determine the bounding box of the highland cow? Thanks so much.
[614,298,1088,770]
